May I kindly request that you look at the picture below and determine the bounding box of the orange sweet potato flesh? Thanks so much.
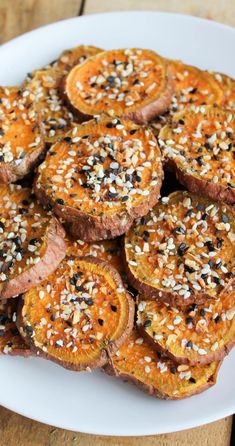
[159,106,235,204]
[104,329,220,399]
[35,116,163,241]
[137,290,235,366]
[18,256,134,371]
[0,86,45,183]
[0,298,30,355]
[0,185,66,299]
[124,191,235,308]
[168,60,224,112]
[213,72,235,110]
[62,48,174,124]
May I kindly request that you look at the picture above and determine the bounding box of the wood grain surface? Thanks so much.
[0,1,233,445]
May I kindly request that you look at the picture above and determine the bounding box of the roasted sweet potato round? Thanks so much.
[52,44,102,74]
[0,298,30,356]
[0,86,45,183]
[18,256,134,371]
[66,237,126,282]
[62,48,174,124]
[35,116,163,241]
[158,106,235,204]
[150,61,224,136]
[124,191,235,307]
[0,185,66,299]
[24,69,76,144]
[168,60,224,112]
[137,289,235,365]
[213,72,235,110]
[104,329,220,399]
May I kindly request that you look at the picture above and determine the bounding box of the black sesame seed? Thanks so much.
[177,243,189,256]
[29,238,39,245]
[64,136,72,142]
[186,340,193,348]
[98,318,104,326]
[170,367,177,374]
[173,226,185,235]
[221,213,229,223]
[213,277,221,285]
[214,315,221,323]
[208,260,214,268]
[25,325,34,334]
[189,377,196,383]
[106,122,115,128]
[196,156,203,166]
[143,319,152,328]
[56,198,64,205]
[121,196,129,202]
[19,207,28,215]
[179,119,185,125]
[111,305,117,312]
[86,299,94,306]
[130,129,137,135]
[133,79,141,85]
[0,221,5,231]
[185,265,195,273]
[50,315,56,321]
[186,316,194,325]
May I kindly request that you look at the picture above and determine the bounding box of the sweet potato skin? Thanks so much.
[17,256,135,371]
[0,217,66,300]
[35,174,163,241]
[124,70,174,124]
[103,354,221,400]
[138,324,235,366]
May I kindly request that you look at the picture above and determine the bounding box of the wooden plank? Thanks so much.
[0,406,232,446]
[84,0,235,27]
[0,0,82,44]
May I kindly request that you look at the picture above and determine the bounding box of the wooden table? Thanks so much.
[0,1,234,445]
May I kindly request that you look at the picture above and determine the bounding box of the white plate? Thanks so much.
[0,11,235,436]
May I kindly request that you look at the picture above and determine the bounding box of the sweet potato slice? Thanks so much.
[24,69,76,144]
[62,48,174,124]
[0,298,30,355]
[213,72,235,110]
[66,237,126,282]
[150,61,224,136]
[104,329,220,399]
[0,86,45,184]
[51,45,102,74]
[35,116,163,241]
[124,191,235,307]
[17,256,134,371]
[158,106,235,204]
[168,60,224,112]
[0,184,66,299]
[137,290,235,365]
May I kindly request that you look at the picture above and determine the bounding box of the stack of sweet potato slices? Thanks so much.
[0,43,234,401]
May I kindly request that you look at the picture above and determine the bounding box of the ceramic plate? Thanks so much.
[0,11,234,436]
